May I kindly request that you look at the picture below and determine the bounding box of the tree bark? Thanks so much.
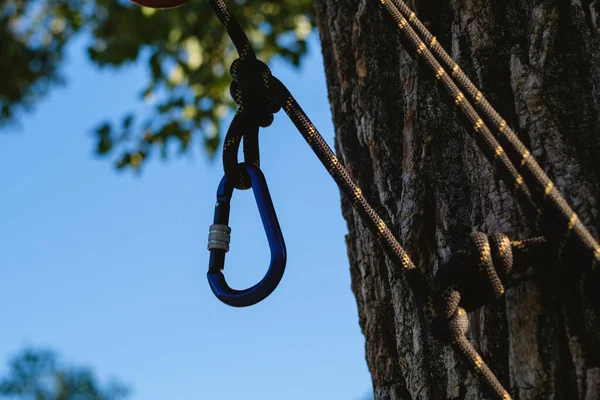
[314,0,600,399]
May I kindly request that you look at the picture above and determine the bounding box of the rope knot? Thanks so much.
[433,232,515,315]
[431,232,548,343]
[431,304,470,345]
[467,232,513,299]
[222,59,283,190]
[230,58,281,128]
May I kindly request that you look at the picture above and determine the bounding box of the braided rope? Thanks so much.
[432,233,547,399]
[209,0,281,190]
[205,0,599,398]
[272,70,510,398]
[377,0,600,269]
[224,59,281,189]
[449,308,511,400]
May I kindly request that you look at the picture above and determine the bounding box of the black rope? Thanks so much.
[378,0,600,269]
[205,0,600,398]
[431,233,548,399]
[223,58,280,189]
[432,234,548,318]
[209,0,280,190]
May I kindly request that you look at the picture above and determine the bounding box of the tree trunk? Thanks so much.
[313,0,600,399]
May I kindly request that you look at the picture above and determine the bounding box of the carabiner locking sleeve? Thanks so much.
[207,164,287,307]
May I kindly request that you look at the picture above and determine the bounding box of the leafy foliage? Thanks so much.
[0,0,315,170]
[0,348,129,400]
[0,1,87,122]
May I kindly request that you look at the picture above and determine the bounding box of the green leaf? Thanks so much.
[0,0,316,171]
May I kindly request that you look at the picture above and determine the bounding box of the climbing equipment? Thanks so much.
[378,0,599,260]
[131,0,600,398]
[207,163,286,307]
[204,0,599,397]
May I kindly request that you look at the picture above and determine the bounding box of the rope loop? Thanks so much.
[469,231,511,300]
[433,232,523,317]
[222,114,258,190]
[432,232,548,343]
[222,58,283,190]
[201,0,599,397]
[432,232,548,339]
[229,58,281,128]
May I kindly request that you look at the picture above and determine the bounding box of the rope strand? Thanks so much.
[205,1,599,398]
[378,0,600,268]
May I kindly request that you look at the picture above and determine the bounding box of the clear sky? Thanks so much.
[0,24,373,400]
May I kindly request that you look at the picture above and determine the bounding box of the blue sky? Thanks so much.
[0,26,372,400]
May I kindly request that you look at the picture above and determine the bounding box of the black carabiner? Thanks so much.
[207,163,287,307]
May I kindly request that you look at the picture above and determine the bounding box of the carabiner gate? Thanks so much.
[207,164,287,307]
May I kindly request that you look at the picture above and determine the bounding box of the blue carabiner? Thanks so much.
[207,164,287,307]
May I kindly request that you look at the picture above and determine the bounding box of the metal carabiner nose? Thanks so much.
[207,164,287,307]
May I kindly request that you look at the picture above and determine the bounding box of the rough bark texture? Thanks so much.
[314,0,600,399]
